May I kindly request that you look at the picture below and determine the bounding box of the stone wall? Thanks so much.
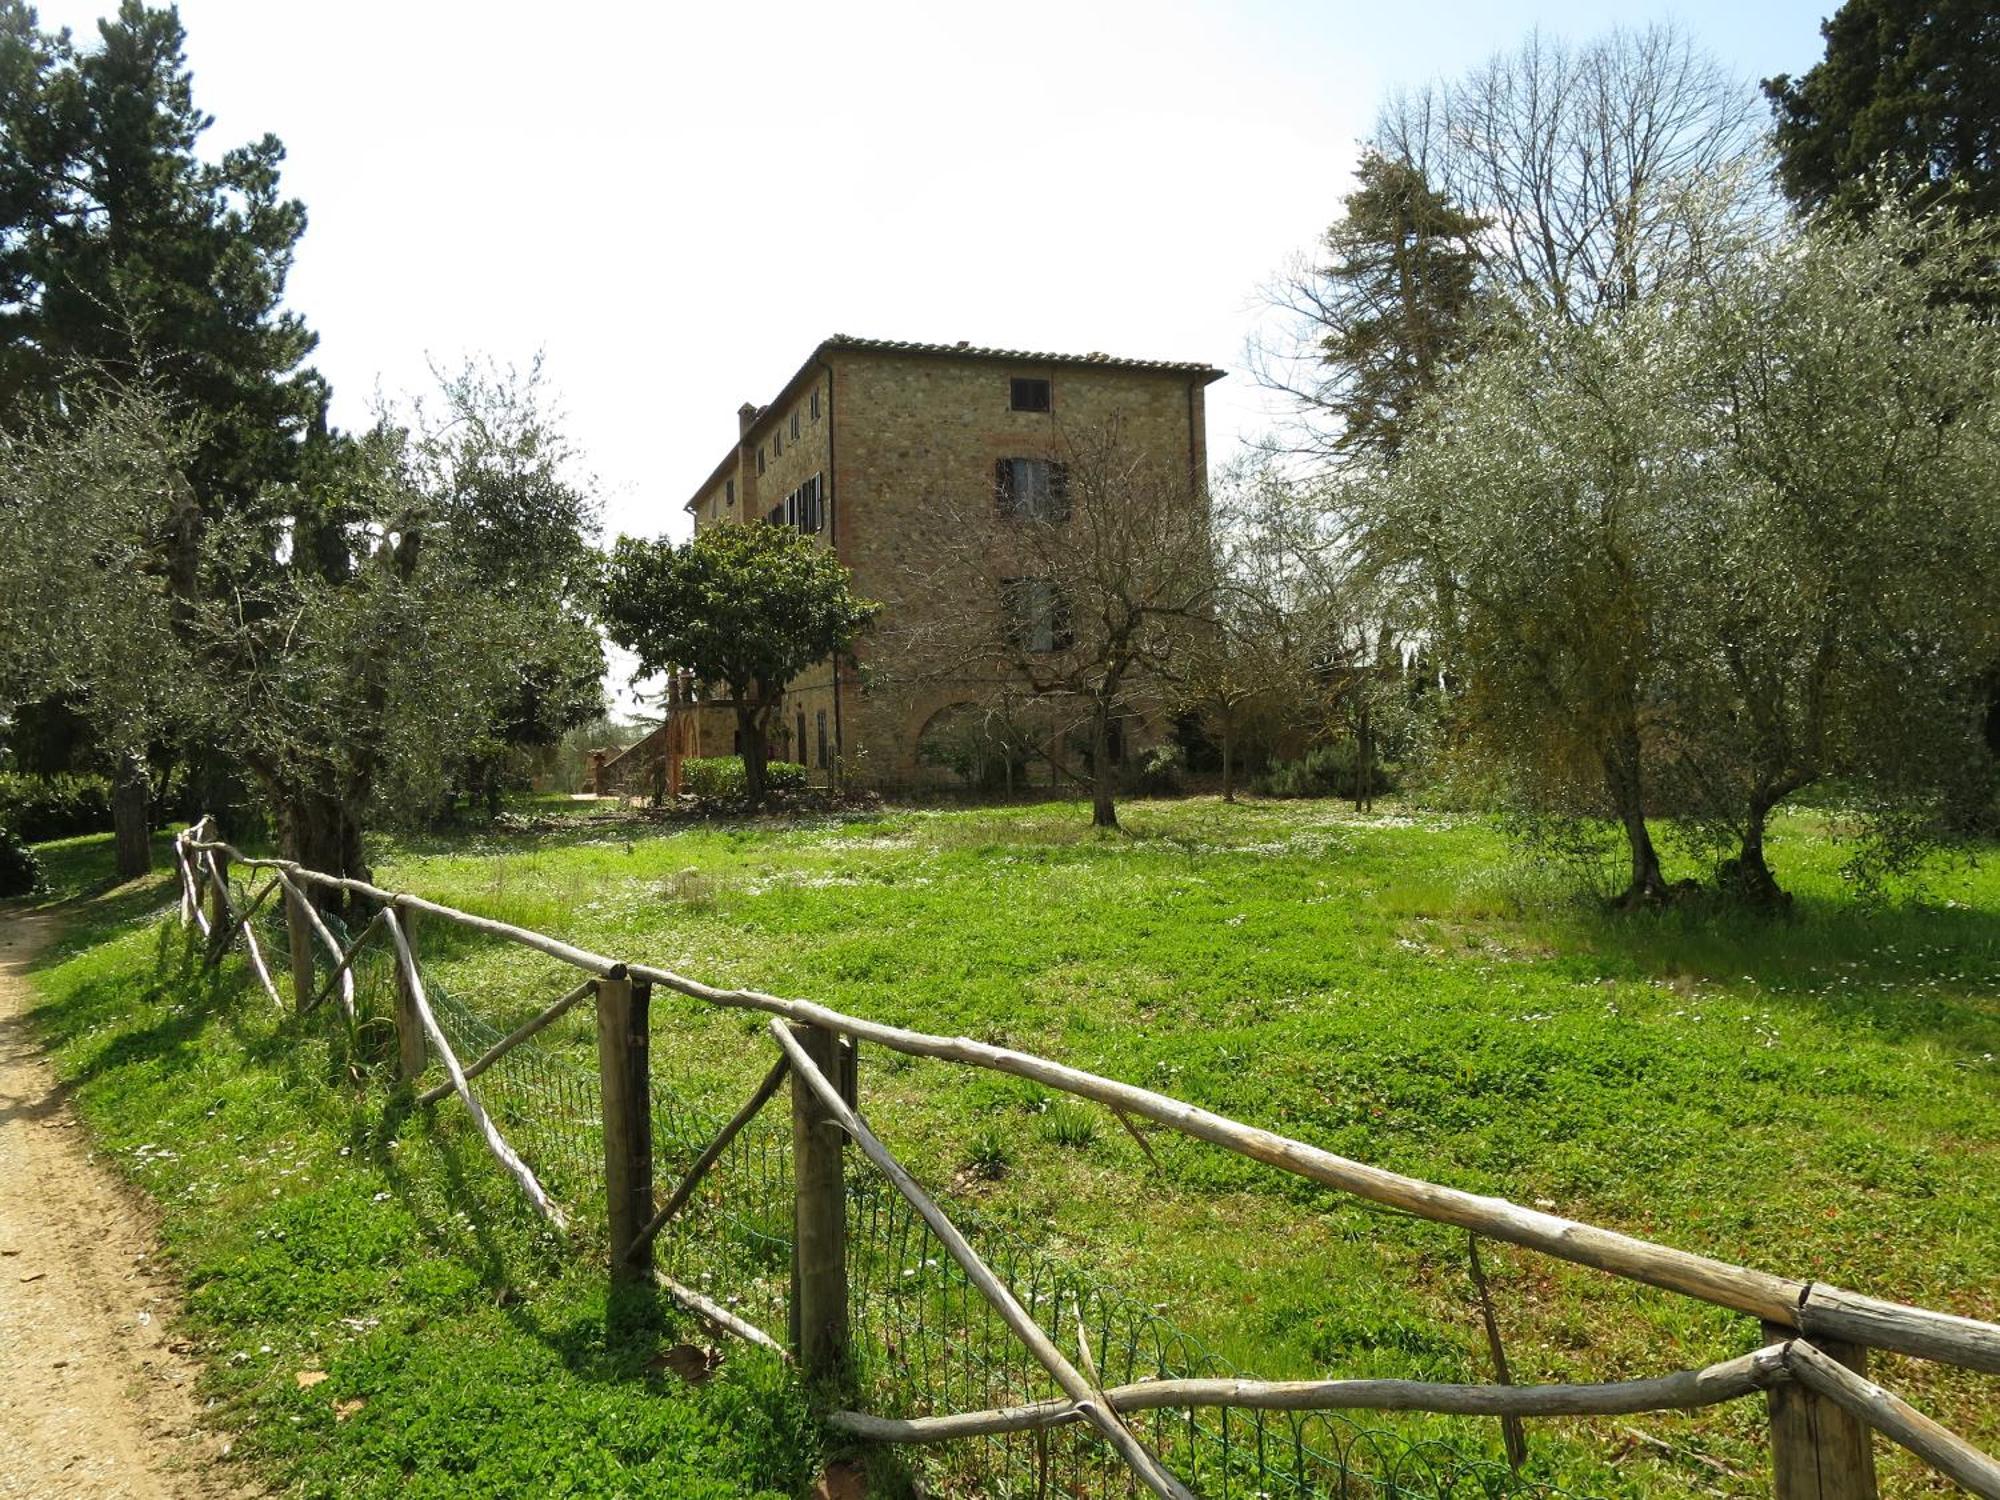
[685,345,1215,790]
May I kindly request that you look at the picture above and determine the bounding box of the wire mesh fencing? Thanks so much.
[228,870,1584,1500]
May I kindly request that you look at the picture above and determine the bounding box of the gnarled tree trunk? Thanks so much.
[112,750,151,880]
[278,787,368,924]
[1603,731,1669,906]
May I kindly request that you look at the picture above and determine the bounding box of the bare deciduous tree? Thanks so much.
[884,422,1216,829]
[1376,22,1771,321]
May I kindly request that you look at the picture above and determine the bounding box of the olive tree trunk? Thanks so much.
[1603,731,1669,906]
[112,751,151,880]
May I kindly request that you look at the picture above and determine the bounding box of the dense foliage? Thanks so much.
[679,757,807,805]
[0,772,114,840]
[1377,208,2000,901]
[603,524,875,810]
[0,821,42,896]
[1764,0,2000,221]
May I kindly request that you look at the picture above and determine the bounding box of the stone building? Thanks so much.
[674,334,1225,790]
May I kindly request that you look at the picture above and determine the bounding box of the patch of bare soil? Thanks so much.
[0,908,248,1498]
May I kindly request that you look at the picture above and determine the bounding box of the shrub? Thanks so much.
[1257,742,1397,801]
[1132,742,1185,796]
[0,772,115,841]
[964,1128,1011,1180]
[680,757,807,805]
[0,825,44,898]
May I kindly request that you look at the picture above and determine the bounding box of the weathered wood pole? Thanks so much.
[283,883,315,1015]
[391,907,429,1083]
[1764,1325,1879,1499]
[788,1022,849,1385]
[595,969,653,1281]
[202,850,232,963]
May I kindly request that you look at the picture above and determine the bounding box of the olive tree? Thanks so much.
[0,365,605,903]
[1657,206,2000,899]
[1382,204,2000,904]
[1380,299,1715,903]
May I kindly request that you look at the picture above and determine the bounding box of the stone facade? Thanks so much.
[677,336,1224,788]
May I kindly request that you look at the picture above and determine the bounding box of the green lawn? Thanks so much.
[20,797,2000,1497]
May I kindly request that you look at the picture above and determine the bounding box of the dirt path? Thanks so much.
[0,908,238,1498]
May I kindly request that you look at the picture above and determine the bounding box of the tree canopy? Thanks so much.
[602,523,877,809]
[1764,0,2000,221]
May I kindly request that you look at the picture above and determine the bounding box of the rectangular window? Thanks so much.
[782,473,824,533]
[1001,577,1072,654]
[816,710,828,769]
[1010,377,1052,412]
[725,478,735,506]
[767,503,784,525]
[773,431,783,457]
[790,411,801,440]
[994,457,1070,522]
[757,446,766,475]
[810,390,821,421]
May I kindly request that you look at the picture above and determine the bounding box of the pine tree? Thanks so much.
[1313,151,1486,465]
[1764,0,2000,221]
[0,1,326,506]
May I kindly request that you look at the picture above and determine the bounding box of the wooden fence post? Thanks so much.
[391,907,428,1083]
[596,968,653,1281]
[789,1022,850,1385]
[203,850,230,957]
[283,883,315,1015]
[1765,1325,1879,1499]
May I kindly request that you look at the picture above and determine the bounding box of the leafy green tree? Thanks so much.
[1382,206,2000,905]
[602,524,877,810]
[1381,300,1710,903]
[0,1,325,504]
[1764,0,2000,222]
[1656,206,2000,899]
[0,366,604,905]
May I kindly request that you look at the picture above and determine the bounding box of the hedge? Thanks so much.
[0,773,115,841]
[681,758,807,803]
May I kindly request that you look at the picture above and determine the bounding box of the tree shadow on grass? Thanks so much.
[1548,891,2000,1057]
[361,1088,731,1394]
[26,919,269,1082]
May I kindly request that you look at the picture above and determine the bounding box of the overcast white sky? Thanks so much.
[36,0,1832,554]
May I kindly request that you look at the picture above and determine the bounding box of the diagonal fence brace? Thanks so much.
[768,1019,1196,1500]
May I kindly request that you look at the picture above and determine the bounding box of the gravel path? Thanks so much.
[0,908,240,1498]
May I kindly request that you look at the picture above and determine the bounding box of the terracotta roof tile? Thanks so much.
[822,333,1224,378]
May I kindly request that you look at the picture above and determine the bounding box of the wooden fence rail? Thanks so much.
[172,823,2000,1500]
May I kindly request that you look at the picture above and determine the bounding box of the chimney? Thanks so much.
[737,402,760,437]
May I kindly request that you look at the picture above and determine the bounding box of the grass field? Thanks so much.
[20,796,2000,1496]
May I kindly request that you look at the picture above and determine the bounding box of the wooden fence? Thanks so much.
[172,817,2000,1500]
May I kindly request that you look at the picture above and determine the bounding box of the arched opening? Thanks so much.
[914,702,1039,793]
